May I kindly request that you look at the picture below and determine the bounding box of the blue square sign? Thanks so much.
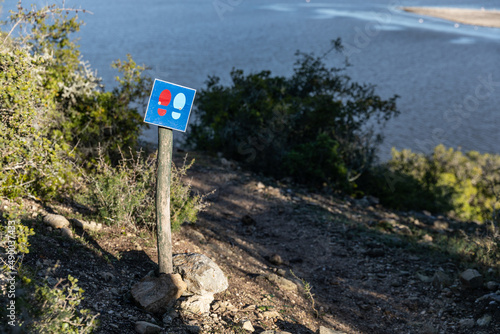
[144,79,196,132]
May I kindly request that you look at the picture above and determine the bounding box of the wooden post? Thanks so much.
[156,127,173,274]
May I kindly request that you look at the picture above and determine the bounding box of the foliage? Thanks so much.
[362,145,500,222]
[28,275,99,333]
[14,1,85,95]
[358,165,452,215]
[78,150,209,230]
[0,45,76,199]
[61,54,151,165]
[0,3,205,332]
[1,1,206,227]
[0,213,97,333]
[0,219,35,255]
[188,40,399,189]
[0,1,152,201]
[284,133,346,186]
[170,156,211,229]
[290,270,318,318]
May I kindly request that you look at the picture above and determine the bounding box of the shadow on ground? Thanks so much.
[182,152,499,334]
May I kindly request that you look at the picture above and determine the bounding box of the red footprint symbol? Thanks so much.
[158,89,171,116]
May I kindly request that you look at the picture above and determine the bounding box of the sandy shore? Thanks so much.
[402,7,500,28]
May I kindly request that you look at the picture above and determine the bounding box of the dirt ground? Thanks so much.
[18,152,500,333]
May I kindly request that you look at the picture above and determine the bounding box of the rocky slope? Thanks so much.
[9,152,500,333]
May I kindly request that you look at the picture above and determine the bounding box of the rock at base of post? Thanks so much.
[173,253,229,295]
[131,273,187,315]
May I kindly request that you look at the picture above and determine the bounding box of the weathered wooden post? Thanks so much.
[130,79,196,315]
[143,79,196,274]
[156,127,174,274]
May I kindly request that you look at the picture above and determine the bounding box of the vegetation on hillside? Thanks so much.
[0,1,205,226]
[0,2,206,332]
[189,40,400,191]
[189,43,500,228]
[360,145,500,224]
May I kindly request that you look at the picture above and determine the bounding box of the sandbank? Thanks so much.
[402,7,500,28]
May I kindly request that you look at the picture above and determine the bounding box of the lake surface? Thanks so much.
[3,0,500,160]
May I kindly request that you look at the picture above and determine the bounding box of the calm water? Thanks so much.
[3,0,500,160]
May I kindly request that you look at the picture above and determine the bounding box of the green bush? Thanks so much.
[0,2,151,200]
[59,54,151,166]
[28,275,98,333]
[0,218,35,255]
[188,41,399,189]
[24,5,152,165]
[78,150,208,231]
[358,165,452,214]
[362,145,500,222]
[284,132,346,186]
[0,46,77,199]
[0,215,97,333]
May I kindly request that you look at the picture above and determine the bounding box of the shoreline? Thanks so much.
[401,7,500,28]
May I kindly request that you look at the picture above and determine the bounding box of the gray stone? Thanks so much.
[71,218,102,231]
[60,227,73,239]
[433,220,449,231]
[131,273,187,315]
[240,319,254,332]
[264,273,297,292]
[432,270,451,288]
[46,276,57,286]
[173,253,228,295]
[43,213,70,229]
[134,321,162,334]
[377,219,397,229]
[262,310,281,319]
[460,269,483,288]
[416,273,433,283]
[277,269,286,277]
[261,332,292,334]
[355,197,370,207]
[459,318,475,328]
[391,279,403,287]
[317,326,347,334]
[486,281,499,291]
[162,309,179,325]
[366,195,379,205]
[421,234,433,243]
[100,272,114,282]
[241,304,256,312]
[423,210,432,217]
[180,293,214,315]
[477,314,492,327]
[225,302,238,313]
[220,157,235,169]
[162,314,173,325]
[211,300,237,313]
[476,293,500,303]
[269,254,283,265]
[162,309,178,325]
[395,224,412,235]
[71,218,85,229]
[189,229,206,243]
